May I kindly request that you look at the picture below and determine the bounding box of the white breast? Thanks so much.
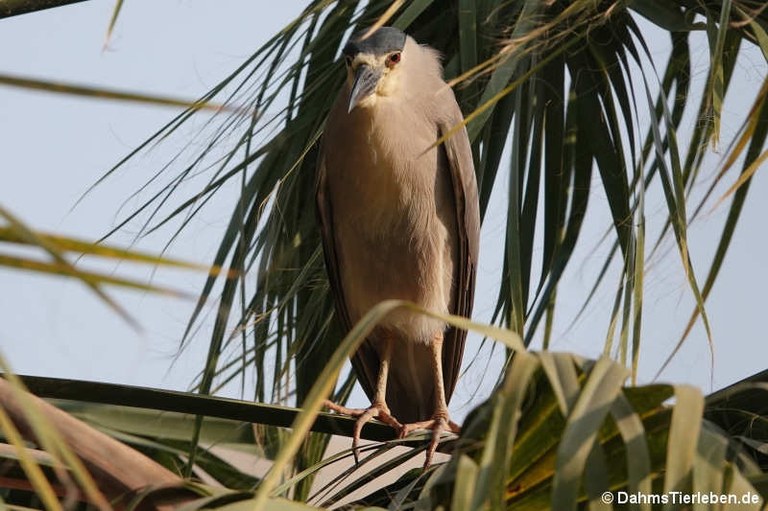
[323,100,459,343]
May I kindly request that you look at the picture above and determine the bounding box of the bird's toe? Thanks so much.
[400,415,461,470]
[324,400,403,464]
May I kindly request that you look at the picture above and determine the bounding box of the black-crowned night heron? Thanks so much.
[316,26,480,468]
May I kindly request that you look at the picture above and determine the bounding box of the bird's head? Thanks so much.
[342,27,408,113]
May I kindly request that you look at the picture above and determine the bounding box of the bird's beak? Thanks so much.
[348,64,382,113]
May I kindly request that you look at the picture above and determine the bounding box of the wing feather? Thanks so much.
[315,154,379,400]
[438,110,481,401]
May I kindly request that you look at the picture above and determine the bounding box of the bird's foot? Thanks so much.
[400,415,461,470]
[323,399,402,463]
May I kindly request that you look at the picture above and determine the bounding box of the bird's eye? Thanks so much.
[386,52,401,67]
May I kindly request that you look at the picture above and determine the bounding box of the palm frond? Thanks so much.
[411,353,764,510]
[4,354,768,509]
[0,72,231,111]
[0,207,209,326]
[62,0,768,497]
[0,0,88,18]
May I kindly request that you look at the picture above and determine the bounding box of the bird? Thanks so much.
[315,26,480,468]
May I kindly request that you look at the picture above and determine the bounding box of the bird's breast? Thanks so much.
[335,107,436,223]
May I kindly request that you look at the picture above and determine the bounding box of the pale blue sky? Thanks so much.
[1,2,767,421]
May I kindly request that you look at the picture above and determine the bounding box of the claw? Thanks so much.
[323,400,402,464]
[400,416,461,469]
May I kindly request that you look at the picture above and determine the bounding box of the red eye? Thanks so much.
[387,52,401,66]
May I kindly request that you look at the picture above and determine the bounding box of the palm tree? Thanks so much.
[1,0,767,509]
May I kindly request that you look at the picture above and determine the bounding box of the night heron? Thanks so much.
[316,26,480,468]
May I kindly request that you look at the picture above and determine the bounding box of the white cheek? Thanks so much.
[377,71,400,97]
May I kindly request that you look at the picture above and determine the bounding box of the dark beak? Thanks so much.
[348,64,382,113]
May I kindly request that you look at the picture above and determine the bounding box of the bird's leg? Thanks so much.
[400,330,460,469]
[323,335,402,463]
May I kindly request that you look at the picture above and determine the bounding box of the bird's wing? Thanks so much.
[438,108,481,401]
[315,153,379,400]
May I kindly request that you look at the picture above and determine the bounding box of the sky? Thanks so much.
[0,2,767,423]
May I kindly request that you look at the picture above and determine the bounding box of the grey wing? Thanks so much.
[315,153,379,400]
[438,112,481,402]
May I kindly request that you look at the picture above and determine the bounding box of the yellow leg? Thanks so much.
[323,335,402,463]
[400,330,461,469]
